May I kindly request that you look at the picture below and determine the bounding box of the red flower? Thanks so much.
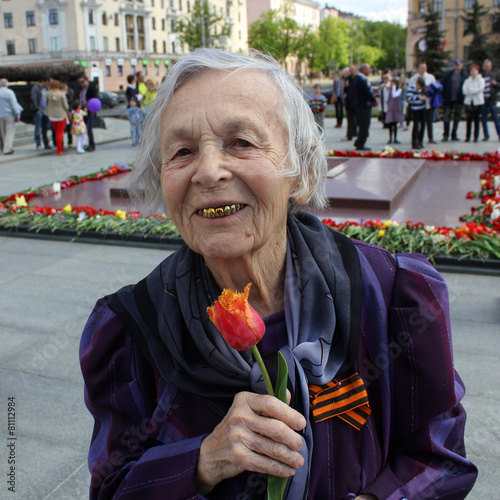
[207,283,265,351]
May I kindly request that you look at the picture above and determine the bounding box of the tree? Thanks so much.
[248,2,302,65]
[462,1,489,64]
[309,16,351,73]
[173,1,231,50]
[418,0,450,78]
[487,11,500,66]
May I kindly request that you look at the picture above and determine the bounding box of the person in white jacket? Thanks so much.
[462,64,485,142]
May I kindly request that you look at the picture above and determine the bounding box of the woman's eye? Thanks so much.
[175,148,191,157]
[235,139,252,148]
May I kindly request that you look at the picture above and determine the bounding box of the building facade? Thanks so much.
[0,0,248,91]
[406,0,500,70]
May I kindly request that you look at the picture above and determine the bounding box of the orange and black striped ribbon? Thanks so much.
[309,373,371,430]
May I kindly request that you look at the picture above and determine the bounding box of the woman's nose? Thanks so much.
[191,146,231,187]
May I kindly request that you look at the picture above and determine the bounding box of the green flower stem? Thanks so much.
[251,345,275,396]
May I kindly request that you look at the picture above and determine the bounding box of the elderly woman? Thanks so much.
[80,49,477,499]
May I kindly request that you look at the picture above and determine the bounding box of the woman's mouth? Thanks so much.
[198,204,245,218]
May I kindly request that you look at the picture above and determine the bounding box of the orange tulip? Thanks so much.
[207,283,265,351]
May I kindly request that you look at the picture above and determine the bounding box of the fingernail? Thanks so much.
[288,468,296,476]
[297,415,306,428]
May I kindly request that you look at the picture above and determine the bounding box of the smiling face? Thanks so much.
[160,70,299,262]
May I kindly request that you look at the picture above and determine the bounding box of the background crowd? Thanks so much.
[0,70,160,155]
[311,58,500,151]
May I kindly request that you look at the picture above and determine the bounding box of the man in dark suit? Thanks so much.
[441,60,467,141]
[79,75,98,152]
[351,63,378,151]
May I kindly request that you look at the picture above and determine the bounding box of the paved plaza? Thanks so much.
[0,116,499,498]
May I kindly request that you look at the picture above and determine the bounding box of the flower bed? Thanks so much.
[1,152,499,263]
[0,163,180,243]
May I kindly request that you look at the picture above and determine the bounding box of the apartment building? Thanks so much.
[0,0,248,91]
[406,0,500,70]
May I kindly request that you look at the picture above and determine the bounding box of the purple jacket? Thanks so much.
[80,240,477,499]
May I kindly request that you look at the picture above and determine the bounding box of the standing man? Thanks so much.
[481,59,500,141]
[441,60,467,141]
[332,71,344,128]
[30,76,51,150]
[351,63,378,151]
[79,75,98,152]
[344,65,358,140]
[409,62,437,144]
[0,79,23,155]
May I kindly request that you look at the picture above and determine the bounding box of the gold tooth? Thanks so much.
[201,204,243,218]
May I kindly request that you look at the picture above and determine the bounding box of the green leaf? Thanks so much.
[267,351,289,500]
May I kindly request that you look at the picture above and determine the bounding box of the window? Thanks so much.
[90,36,96,50]
[106,65,111,77]
[26,11,36,26]
[28,38,37,54]
[6,40,15,55]
[126,14,135,49]
[155,65,159,75]
[433,0,442,11]
[116,37,120,51]
[187,1,190,12]
[152,17,156,30]
[49,9,59,25]
[163,40,167,53]
[464,0,474,8]
[114,13,119,26]
[152,0,155,5]
[137,16,145,50]
[162,18,165,30]
[89,9,94,25]
[118,64,123,76]
[50,36,60,51]
[171,41,176,54]
[494,0,500,6]
[418,1,426,13]
[103,36,109,51]
[102,11,107,25]
[161,0,164,7]
[4,13,13,28]
[179,0,182,10]
[153,39,157,52]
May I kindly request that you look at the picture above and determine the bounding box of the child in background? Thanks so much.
[70,101,87,154]
[309,84,327,130]
[128,97,143,147]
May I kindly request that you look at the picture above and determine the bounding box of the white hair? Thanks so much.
[129,48,327,214]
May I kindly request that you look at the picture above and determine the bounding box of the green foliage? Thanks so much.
[309,16,351,72]
[462,1,490,64]
[173,0,231,50]
[418,0,451,78]
[248,3,302,64]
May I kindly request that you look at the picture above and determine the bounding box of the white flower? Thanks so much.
[425,225,436,232]
[431,234,448,243]
[494,176,500,191]
[490,206,500,223]
[77,211,88,222]
[52,182,61,194]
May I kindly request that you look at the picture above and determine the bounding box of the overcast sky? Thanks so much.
[320,1,408,26]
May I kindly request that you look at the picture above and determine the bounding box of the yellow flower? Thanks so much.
[62,204,72,214]
[115,210,127,219]
[378,229,386,238]
[481,179,487,186]
[383,220,393,228]
[15,195,27,207]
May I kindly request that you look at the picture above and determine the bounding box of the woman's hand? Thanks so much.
[194,391,306,495]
